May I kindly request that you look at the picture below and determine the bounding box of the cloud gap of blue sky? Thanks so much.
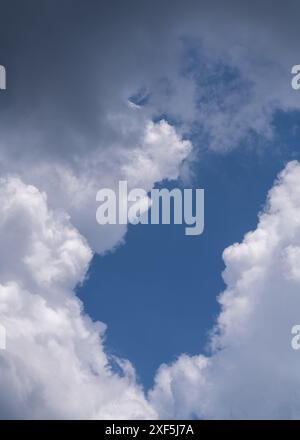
[77,117,298,389]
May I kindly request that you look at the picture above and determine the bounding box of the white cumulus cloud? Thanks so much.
[150,161,300,420]
[0,177,156,419]
[1,119,192,255]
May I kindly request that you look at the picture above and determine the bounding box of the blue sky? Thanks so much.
[78,108,300,390]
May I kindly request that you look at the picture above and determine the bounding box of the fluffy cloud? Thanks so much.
[121,120,192,188]
[150,161,300,419]
[0,177,156,419]
[0,118,191,255]
[0,0,299,253]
